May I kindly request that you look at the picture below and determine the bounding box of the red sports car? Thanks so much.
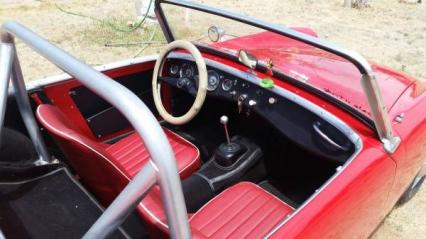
[0,0,425,238]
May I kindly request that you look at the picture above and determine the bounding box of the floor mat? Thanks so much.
[0,165,127,239]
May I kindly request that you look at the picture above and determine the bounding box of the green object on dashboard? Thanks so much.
[260,78,274,89]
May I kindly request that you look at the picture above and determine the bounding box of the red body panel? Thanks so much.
[270,146,396,238]
[213,31,414,118]
[385,83,426,210]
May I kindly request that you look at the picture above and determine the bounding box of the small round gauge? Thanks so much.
[179,63,195,78]
[222,78,234,91]
[169,64,179,76]
[207,70,220,91]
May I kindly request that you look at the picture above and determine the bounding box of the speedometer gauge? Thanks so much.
[207,70,220,91]
[179,63,194,78]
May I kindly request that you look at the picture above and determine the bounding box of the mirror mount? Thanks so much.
[238,49,257,69]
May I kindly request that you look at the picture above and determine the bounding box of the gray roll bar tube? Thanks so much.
[0,32,51,164]
[0,43,13,146]
[1,21,191,239]
[157,0,401,154]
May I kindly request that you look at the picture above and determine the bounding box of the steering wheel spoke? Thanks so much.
[158,76,177,86]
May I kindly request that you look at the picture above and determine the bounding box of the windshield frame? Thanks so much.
[154,0,401,154]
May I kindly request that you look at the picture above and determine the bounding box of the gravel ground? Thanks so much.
[1,0,425,238]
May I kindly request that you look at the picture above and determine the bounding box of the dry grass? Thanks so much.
[1,0,425,238]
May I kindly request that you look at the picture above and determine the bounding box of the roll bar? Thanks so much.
[0,21,190,239]
[156,0,401,154]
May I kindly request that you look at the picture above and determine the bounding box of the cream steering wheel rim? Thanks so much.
[152,40,208,125]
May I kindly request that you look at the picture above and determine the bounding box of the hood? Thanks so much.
[211,30,415,118]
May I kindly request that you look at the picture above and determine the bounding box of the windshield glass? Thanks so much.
[159,2,408,122]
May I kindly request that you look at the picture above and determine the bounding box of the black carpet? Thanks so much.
[0,128,37,164]
[258,180,299,209]
[0,165,127,239]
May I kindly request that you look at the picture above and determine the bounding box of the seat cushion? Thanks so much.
[105,128,200,179]
[190,182,294,239]
[105,128,201,235]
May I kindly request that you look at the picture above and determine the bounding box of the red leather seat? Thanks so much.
[190,182,294,239]
[35,104,200,234]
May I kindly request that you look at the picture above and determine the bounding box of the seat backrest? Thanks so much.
[36,104,130,204]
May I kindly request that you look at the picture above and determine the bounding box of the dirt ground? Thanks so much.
[1,0,425,238]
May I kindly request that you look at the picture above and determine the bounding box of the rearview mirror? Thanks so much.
[238,50,257,69]
[208,26,225,42]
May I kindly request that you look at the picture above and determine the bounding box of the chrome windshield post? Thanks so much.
[361,73,400,153]
[0,32,51,163]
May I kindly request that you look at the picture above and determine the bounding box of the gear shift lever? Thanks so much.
[215,115,245,167]
[220,115,231,145]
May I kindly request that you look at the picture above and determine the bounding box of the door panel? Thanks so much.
[39,61,156,141]
[270,145,396,238]
[69,71,157,139]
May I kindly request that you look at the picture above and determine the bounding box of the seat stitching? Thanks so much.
[117,150,145,165]
[204,192,264,237]
[113,142,145,161]
[241,203,282,238]
[212,196,273,238]
[172,145,188,157]
[109,135,141,155]
[196,187,255,230]
[126,159,150,175]
[122,152,150,168]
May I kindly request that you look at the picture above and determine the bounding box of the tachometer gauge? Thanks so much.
[207,70,220,91]
[222,78,234,91]
[179,63,194,78]
[169,64,179,76]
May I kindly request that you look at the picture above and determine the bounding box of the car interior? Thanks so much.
[0,46,359,238]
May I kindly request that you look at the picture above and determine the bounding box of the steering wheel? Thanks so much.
[152,40,208,125]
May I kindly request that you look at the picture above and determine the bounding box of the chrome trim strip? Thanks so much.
[1,21,190,239]
[157,0,399,154]
[313,123,348,151]
[168,52,363,238]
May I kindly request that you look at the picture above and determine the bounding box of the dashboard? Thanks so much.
[163,57,356,163]
[166,59,241,94]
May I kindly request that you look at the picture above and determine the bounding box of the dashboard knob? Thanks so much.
[268,97,277,105]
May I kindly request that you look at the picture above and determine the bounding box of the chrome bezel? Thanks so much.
[169,63,179,76]
[179,63,194,78]
[207,70,220,91]
[221,78,233,92]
